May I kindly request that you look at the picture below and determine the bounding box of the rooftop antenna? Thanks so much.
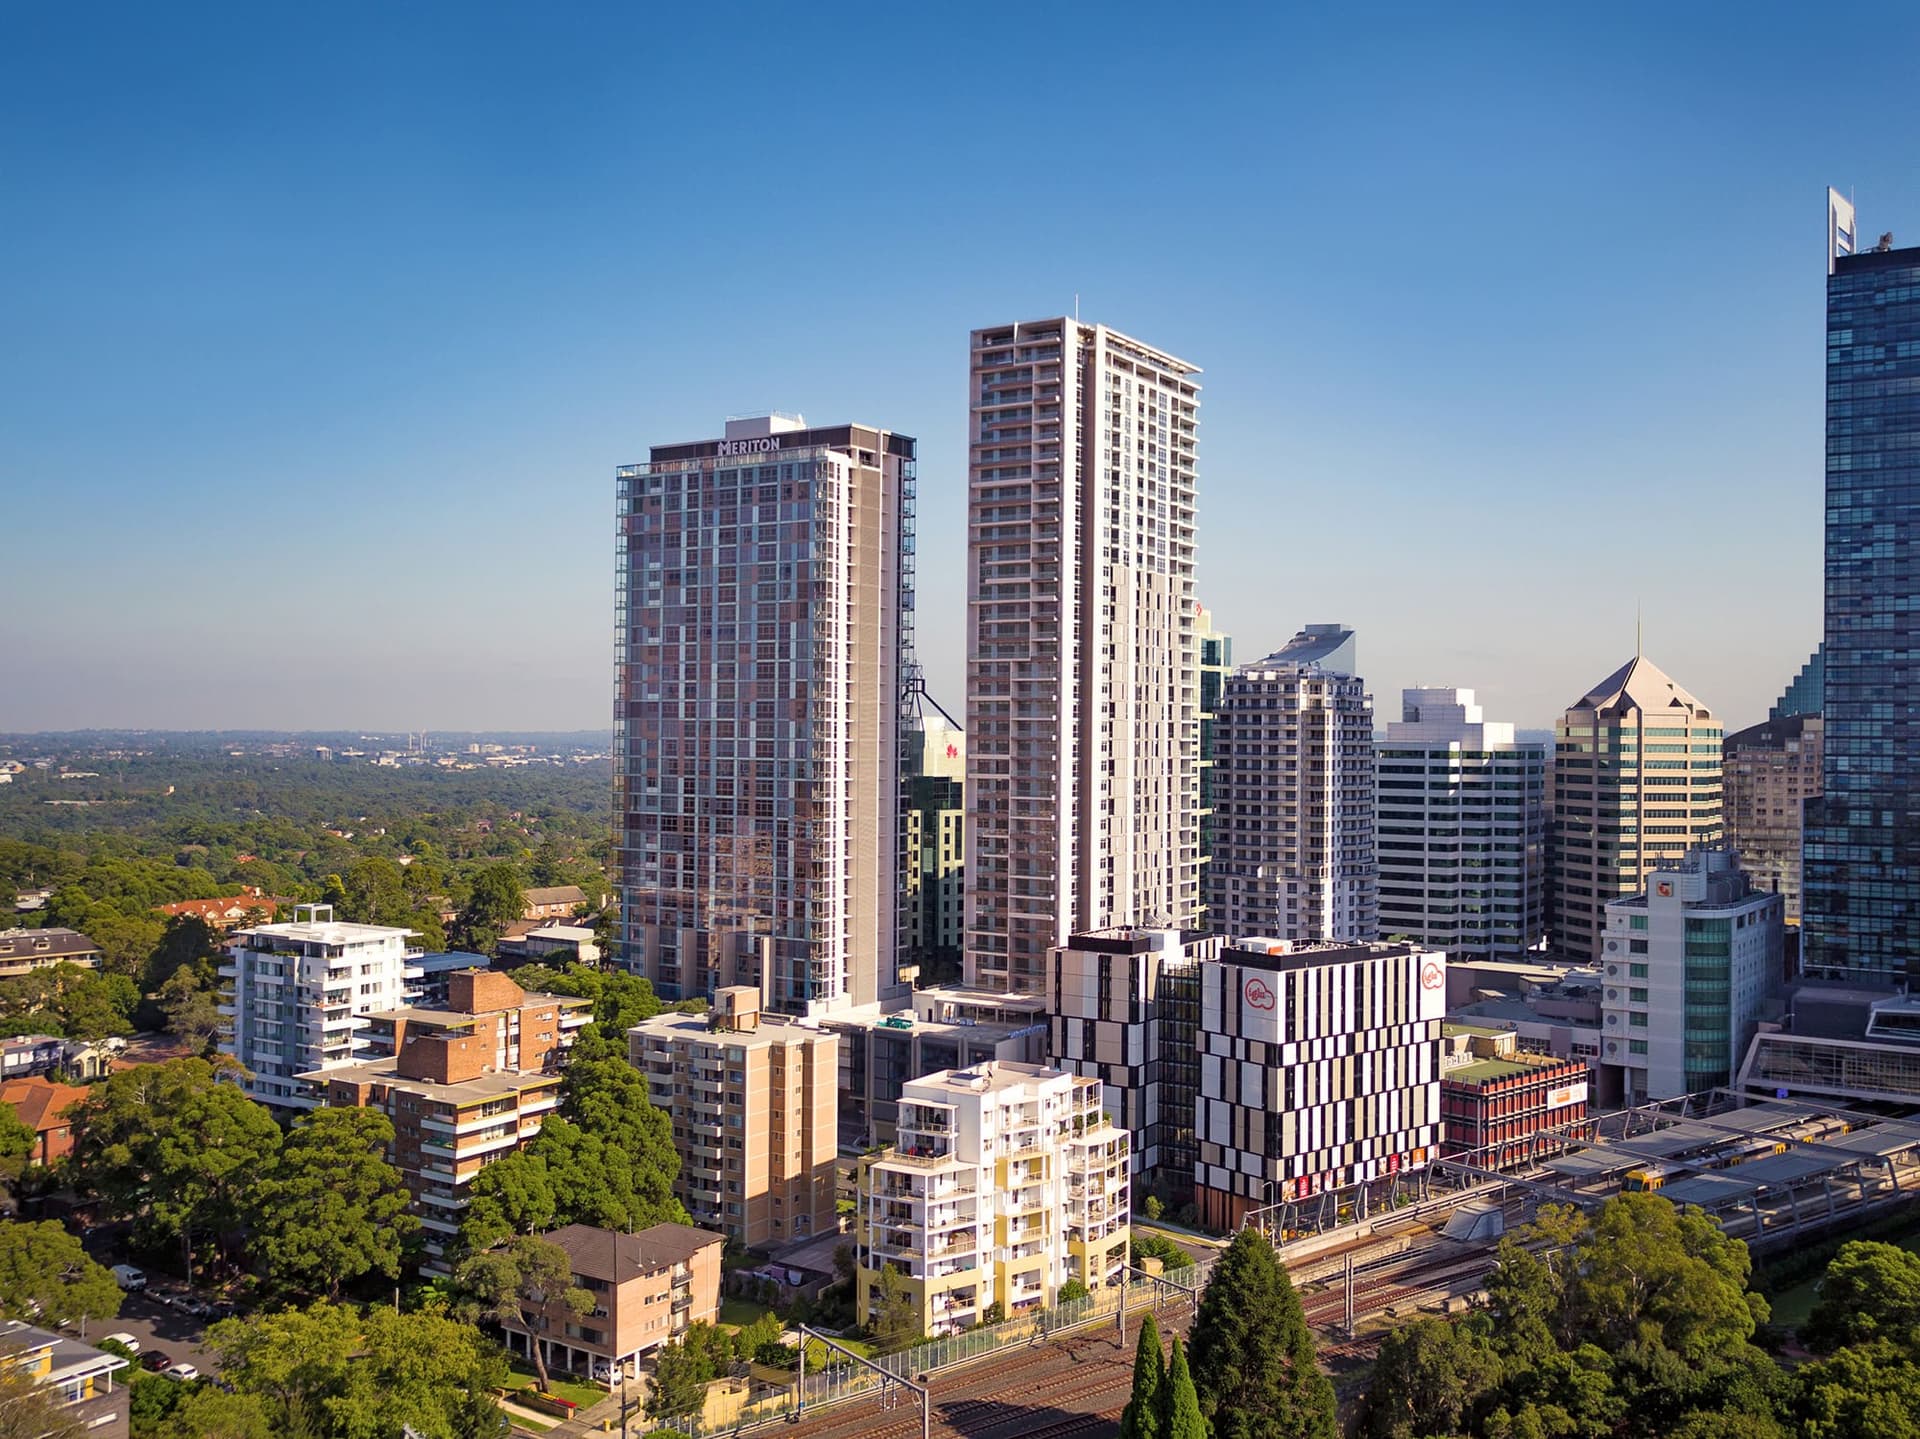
[1074,292,1080,322]
[1636,602,1643,660]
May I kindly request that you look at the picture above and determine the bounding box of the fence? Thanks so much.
[645,1258,1215,1437]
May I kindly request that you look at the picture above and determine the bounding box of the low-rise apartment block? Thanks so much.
[0,928,102,978]
[857,1061,1129,1339]
[501,1222,723,1382]
[0,1320,130,1439]
[628,988,837,1248]
[303,969,589,1263]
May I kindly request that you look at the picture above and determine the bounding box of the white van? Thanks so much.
[110,1265,146,1292]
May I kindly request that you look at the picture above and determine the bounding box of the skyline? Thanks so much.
[6,5,1920,733]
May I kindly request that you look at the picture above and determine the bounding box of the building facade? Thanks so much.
[1044,926,1225,1197]
[1600,848,1783,1103]
[1196,605,1232,927]
[904,715,965,984]
[857,1061,1128,1338]
[1803,196,1920,985]
[965,318,1202,995]
[1722,712,1822,924]
[1209,626,1377,944]
[827,987,1047,1149]
[1438,1025,1589,1169]
[0,1321,129,1439]
[1377,687,1547,960]
[218,903,418,1108]
[616,413,915,1016]
[1195,940,1444,1230]
[628,988,837,1248]
[502,1223,723,1383]
[305,969,589,1265]
[1549,656,1724,962]
[0,928,102,978]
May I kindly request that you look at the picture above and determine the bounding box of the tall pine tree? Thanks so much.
[1120,1312,1165,1439]
[1163,1336,1208,1439]
[1188,1226,1337,1439]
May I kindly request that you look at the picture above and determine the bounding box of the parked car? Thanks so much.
[163,1363,200,1383]
[140,1353,172,1372]
[101,1333,141,1354]
[110,1265,146,1292]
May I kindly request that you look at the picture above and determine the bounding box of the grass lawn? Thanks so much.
[718,1296,776,1329]
[502,1363,606,1410]
[1762,1221,1920,1333]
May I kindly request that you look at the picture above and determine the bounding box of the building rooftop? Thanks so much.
[0,1319,127,1387]
[1222,939,1426,973]
[237,903,417,945]
[1247,624,1357,677]
[1569,654,1712,721]
[629,1008,835,1050]
[903,1059,1089,1100]
[0,1077,88,1132]
[542,1222,724,1282]
[297,1056,563,1106]
[0,928,101,961]
[1446,1057,1542,1083]
[523,886,588,908]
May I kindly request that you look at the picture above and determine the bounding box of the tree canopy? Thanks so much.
[0,1220,121,1329]
[454,1235,589,1389]
[1188,1226,1336,1439]
[248,1107,419,1299]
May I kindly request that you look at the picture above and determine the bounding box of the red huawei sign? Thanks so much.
[945,744,959,759]
[1244,977,1276,1010]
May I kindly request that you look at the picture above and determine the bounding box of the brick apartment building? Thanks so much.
[304,969,590,1266]
[503,1222,723,1382]
[1439,1024,1590,1169]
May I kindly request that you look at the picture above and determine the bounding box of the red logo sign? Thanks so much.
[1244,977,1276,1010]
[1420,960,1444,992]
[945,744,959,759]
[1656,881,1673,897]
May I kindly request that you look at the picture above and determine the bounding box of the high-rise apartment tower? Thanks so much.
[1803,190,1920,984]
[615,414,914,1015]
[964,320,1201,993]
[1209,626,1377,943]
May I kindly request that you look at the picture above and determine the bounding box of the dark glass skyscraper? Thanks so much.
[1803,198,1920,984]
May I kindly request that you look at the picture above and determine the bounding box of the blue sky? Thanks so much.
[4,3,1917,733]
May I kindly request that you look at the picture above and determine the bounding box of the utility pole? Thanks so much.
[1117,1260,1129,1348]
[1343,1251,1355,1337]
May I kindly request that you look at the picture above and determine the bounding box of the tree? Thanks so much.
[1794,1339,1920,1439]
[1805,1241,1920,1354]
[0,1356,85,1439]
[248,1108,418,1299]
[333,858,409,927]
[560,1048,683,1223]
[1060,1277,1090,1304]
[143,915,221,993]
[67,1058,282,1276]
[1365,1316,1502,1439]
[1119,1311,1164,1439]
[1163,1336,1207,1439]
[455,1236,590,1390]
[0,1103,35,1202]
[156,1389,276,1439]
[205,1299,510,1439]
[459,1150,558,1252]
[1188,1226,1336,1439]
[868,1264,921,1355]
[0,1221,122,1330]
[155,966,222,1049]
[54,970,138,1040]
[649,1322,733,1422]
[454,863,525,955]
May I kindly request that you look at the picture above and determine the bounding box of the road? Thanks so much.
[90,1289,215,1372]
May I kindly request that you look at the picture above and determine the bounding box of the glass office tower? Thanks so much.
[1803,192,1920,984]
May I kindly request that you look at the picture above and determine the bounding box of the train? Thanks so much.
[1623,1115,1853,1193]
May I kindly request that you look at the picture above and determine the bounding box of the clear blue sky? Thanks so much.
[5,3,1917,733]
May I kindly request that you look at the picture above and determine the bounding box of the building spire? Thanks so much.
[1636,602,1643,660]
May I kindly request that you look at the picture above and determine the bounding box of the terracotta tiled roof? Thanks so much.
[0,1078,88,1134]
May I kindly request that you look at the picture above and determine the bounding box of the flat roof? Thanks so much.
[300,1057,563,1105]
[905,1060,1081,1100]
[1446,1058,1544,1083]
[629,1009,833,1050]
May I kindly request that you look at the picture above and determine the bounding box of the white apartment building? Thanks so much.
[965,318,1201,995]
[218,903,418,1108]
[1209,626,1377,944]
[1601,848,1783,1103]
[1377,687,1547,960]
[615,413,914,1016]
[1195,939,1444,1231]
[858,1061,1129,1338]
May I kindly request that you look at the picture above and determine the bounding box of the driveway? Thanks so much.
[84,1291,214,1372]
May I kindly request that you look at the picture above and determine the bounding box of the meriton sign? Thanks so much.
[718,436,784,457]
